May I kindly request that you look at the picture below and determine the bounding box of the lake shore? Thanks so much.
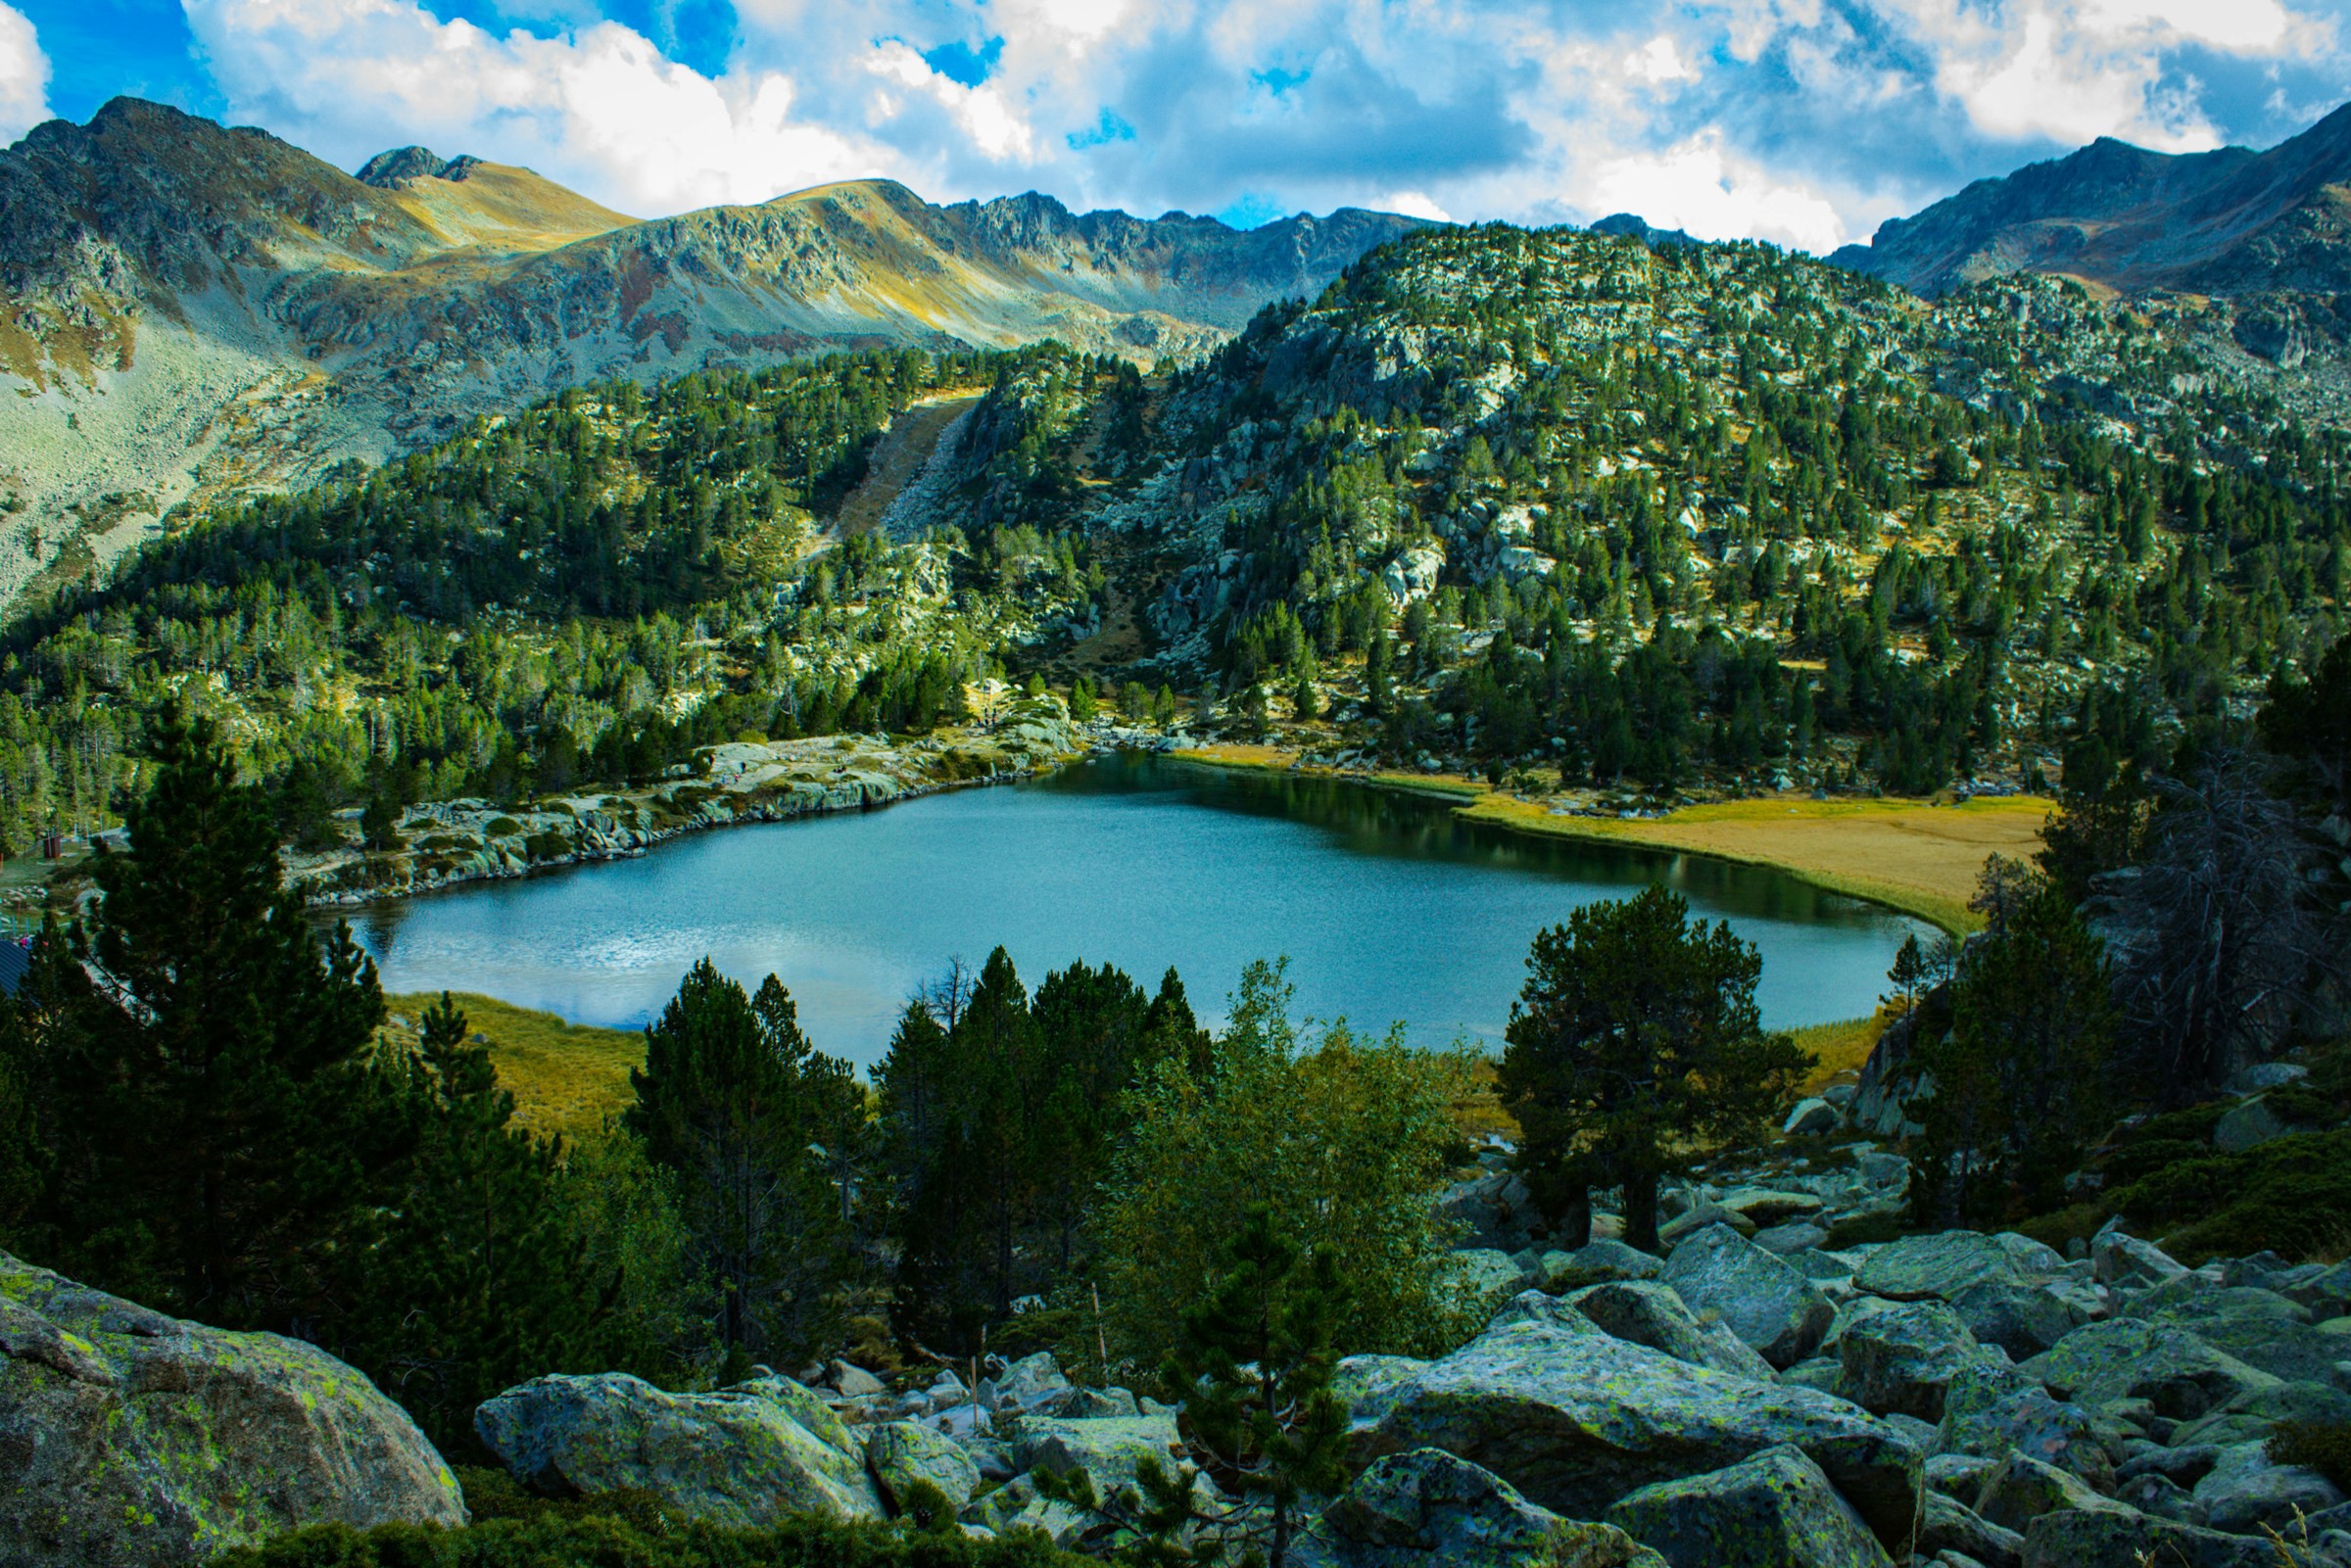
[1169,743,2048,934]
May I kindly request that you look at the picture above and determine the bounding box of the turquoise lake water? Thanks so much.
[352,753,1932,1066]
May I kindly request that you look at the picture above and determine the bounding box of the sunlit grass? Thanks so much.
[1790,1010,1891,1094]
[383,991,644,1142]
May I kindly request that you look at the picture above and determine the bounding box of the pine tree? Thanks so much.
[1500,885,1810,1252]
[32,709,408,1325]
[627,961,851,1367]
[348,994,607,1446]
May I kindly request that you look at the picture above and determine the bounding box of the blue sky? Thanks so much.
[3,0,2350,252]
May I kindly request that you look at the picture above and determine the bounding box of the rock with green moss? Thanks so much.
[2023,1318,2279,1420]
[1362,1315,1923,1549]
[866,1419,982,1513]
[474,1371,885,1526]
[1604,1445,1894,1568]
[1304,1447,1666,1568]
[0,1250,465,1568]
[2018,1506,2277,1568]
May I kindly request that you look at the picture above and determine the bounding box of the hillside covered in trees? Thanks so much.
[2,220,2347,854]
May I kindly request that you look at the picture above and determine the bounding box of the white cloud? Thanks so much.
[1582,132,1850,253]
[170,0,2351,255]
[1381,189,1454,222]
[0,1,51,146]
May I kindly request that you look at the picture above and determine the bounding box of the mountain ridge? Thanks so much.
[1829,102,2351,297]
[0,98,1422,605]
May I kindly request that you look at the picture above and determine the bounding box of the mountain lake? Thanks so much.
[352,752,1937,1066]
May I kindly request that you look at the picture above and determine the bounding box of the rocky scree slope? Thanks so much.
[18,1191,2351,1565]
[0,97,1419,606]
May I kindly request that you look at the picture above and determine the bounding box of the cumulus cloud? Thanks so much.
[0,2,51,146]
[174,0,2351,251]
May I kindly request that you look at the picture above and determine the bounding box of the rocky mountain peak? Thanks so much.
[356,147,483,187]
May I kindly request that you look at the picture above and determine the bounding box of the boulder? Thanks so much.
[1605,1445,1895,1568]
[828,1359,888,1399]
[1438,1172,1540,1252]
[1566,1280,1777,1381]
[2171,1379,2351,1449]
[1753,1222,1831,1256]
[1450,1248,1532,1306]
[1662,1224,1835,1368]
[0,1252,466,1568]
[1009,1412,1184,1500]
[1972,1453,2129,1534]
[1834,1300,1986,1420]
[1937,1361,2111,1485]
[1545,1240,1663,1290]
[2024,1319,2279,1420]
[1784,1099,1843,1137]
[865,1421,982,1514]
[475,1371,885,1525]
[1659,1201,1758,1248]
[1920,1492,2025,1568]
[2190,1441,2344,1535]
[1853,1232,2028,1302]
[2134,1288,2346,1385]
[994,1352,1074,1412]
[2213,1096,2290,1152]
[1947,1281,2084,1360]
[1364,1314,1925,1547]
[1307,1447,1665,1568]
[2019,1508,2279,1568]
[1718,1190,1829,1228]
[2090,1229,2188,1290]
[1333,1355,1432,1433]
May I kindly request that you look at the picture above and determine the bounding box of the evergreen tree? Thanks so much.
[348,994,607,1447]
[15,709,408,1326]
[1500,885,1810,1253]
[627,961,852,1367]
[1912,868,2116,1221]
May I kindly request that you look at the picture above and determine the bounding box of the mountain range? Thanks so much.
[0,98,1418,602]
[10,95,2351,608]
[1830,102,2351,298]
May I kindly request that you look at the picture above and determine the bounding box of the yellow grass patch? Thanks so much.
[383,991,644,1142]
[1790,1011,1891,1094]
[1459,792,2050,933]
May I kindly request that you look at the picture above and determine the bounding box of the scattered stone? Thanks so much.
[994,1352,1074,1412]
[1546,1240,1663,1289]
[1972,1453,2129,1534]
[1307,1447,1666,1568]
[2090,1228,2188,1290]
[866,1421,982,1514]
[1659,1200,1760,1247]
[1662,1223,1835,1368]
[1834,1300,1986,1421]
[2213,1096,2290,1152]
[1783,1099,1842,1137]
[476,1371,885,1525]
[2018,1507,2278,1568]
[0,1252,467,1568]
[1605,1445,1895,1568]
[1947,1280,2084,1360]
[2188,1441,2345,1535]
[1567,1280,1777,1381]
[2025,1319,2279,1420]
[1364,1313,1925,1547]
[1920,1492,2025,1568]
[1451,1248,1533,1306]
[1854,1232,2027,1302]
[1753,1222,1831,1256]
[828,1358,888,1399]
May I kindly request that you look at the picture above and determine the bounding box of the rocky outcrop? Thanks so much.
[1360,1310,1925,1546]
[1604,1445,1895,1568]
[1303,1448,1665,1568]
[1659,1223,1834,1368]
[0,1251,466,1568]
[474,1371,887,1526]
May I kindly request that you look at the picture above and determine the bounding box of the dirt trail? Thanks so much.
[835,394,982,537]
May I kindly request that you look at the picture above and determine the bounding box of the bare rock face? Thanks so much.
[0,1250,466,1568]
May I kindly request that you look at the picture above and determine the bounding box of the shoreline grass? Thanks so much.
[1168,744,2045,935]
[383,990,644,1140]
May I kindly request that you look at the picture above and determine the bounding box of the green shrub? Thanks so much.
[2012,1202,2107,1255]
[210,1511,1093,1568]
[2113,1129,2351,1263]
[484,817,524,837]
[2271,1422,2351,1492]
[523,831,574,861]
